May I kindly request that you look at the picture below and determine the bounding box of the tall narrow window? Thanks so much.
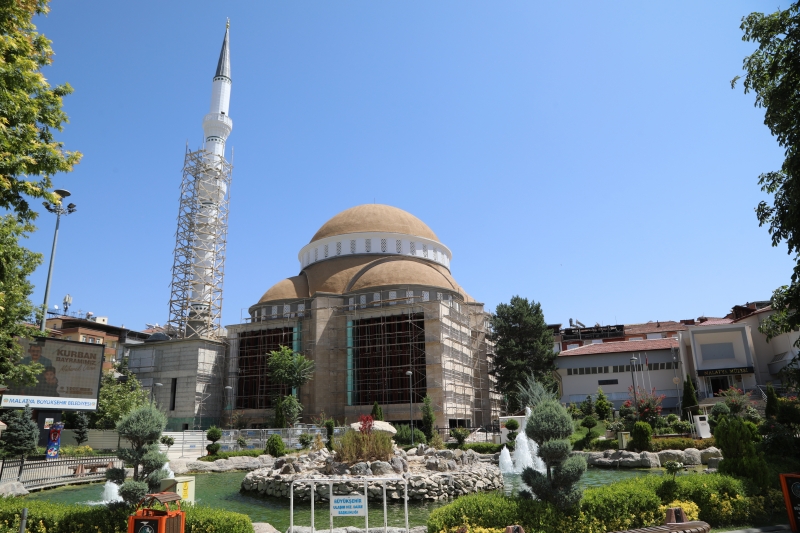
[324,244,329,258]
[410,242,416,255]
[169,378,177,411]
[283,304,290,318]
[336,242,342,255]
[271,305,278,318]
[396,239,402,253]
[406,290,414,303]
[365,239,372,252]
[381,239,387,252]
[349,297,355,311]
[422,244,428,258]
[422,291,430,302]
[373,292,381,307]
[297,303,305,318]
[350,240,356,254]
[389,291,397,305]
[359,295,366,309]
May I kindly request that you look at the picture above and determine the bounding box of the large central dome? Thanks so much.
[310,204,439,243]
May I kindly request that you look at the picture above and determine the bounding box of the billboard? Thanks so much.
[2,338,104,411]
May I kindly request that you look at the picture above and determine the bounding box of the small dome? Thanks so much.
[348,258,458,292]
[310,204,439,243]
[145,332,170,343]
[257,274,310,304]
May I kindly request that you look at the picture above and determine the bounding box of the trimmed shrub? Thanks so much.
[450,427,470,446]
[206,425,222,443]
[765,384,779,418]
[324,419,335,450]
[160,435,175,450]
[659,500,700,521]
[715,417,769,491]
[421,395,436,441]
[197,448,264,462]
[586,438,618,451]
[371,401,384,421]
[504,419,520,442]
[395,424,427,446]
[650,437,716,452]
[299,433,314,448]
[0,498,252,533]
[206,443,221,455]
[119,480,148,506]
[630,421,652,451]
[670,420,692,434]
[429,431,445,449]
[595,388,613,421]
[265,433,286,457]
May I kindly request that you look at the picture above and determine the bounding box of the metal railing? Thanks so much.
[432,426,500,443]
[0,454,122,490]
[289,476,409,533]
[215,426,347,452]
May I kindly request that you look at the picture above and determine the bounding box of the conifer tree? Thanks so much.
[765,383,779,419]
[682,375,699,418]
[520,399,586,510]
[420,395,436,441]
[73,412,89,446]
[371,401,384,421]
[594,387,613,421]
[0,405,39,458]
[115,404,167,487]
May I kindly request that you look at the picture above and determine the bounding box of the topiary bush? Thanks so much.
[206,425,222,455]
[298,433,313,448]
[630,421,653,451]
[715,416,769,491]
[504,418,520,442]
[521,398,586,511]
[119,480,148,506]
[395,424,427,445]
[265,433,286,457]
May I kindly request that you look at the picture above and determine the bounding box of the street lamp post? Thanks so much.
[151,382,163,405]
[406,370,414,446]
[225,385,233,428]
[672,351,682,415]
[630,356,639,421]
[40,190,76,332]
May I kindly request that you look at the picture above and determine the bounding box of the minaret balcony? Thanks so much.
[203,113,233,130]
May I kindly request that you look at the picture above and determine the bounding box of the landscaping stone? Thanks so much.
[707,457,722,469]
[370,461,394,475]
[700,447,722,464]
[253,523,280,533]
[389,456,406,474]
[640,451,660,468]
[350,462,371,476]
[0,481,28,497]
[683,448,702,465]
[657,450,685,463]
[406,448,417,456]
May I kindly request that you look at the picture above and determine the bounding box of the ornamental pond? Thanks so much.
[24,468,655,531]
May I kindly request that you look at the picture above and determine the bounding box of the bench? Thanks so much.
[606,523,710,533]
[70,461,115,477]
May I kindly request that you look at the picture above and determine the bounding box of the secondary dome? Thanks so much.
[310,204,439,243]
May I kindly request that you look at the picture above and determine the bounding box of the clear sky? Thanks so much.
[21,1,793,331]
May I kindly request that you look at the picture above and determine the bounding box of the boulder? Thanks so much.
[185,461,220,472]
[0,481,27,497]
[169,459,189,474]
[214,459,235,471]
[350,462,371,476]
[275,458,287,469]
[370,461,395,475]
[259,454,275,465]
[280,464,295,475]
[639,452,660,468]
[390,456,405,474]
[425,459,439,471]
[406,448,417,456]
[683,448,702,465]
[615,451,641,468]
[707,457,722,469]
[292,463,302,473]
[700,447,722,464]
[435,449,455,460]
[657,450,685,463]
[253,523,280,533]
[446,460,457,471]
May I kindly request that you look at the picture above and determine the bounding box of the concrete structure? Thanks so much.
[226,204,500,429]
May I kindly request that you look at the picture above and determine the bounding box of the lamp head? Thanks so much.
[406,370,413,376]
[53,189,71,199]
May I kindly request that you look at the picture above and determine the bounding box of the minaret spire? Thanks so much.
[204,22,232,159]
[215,21,231,81]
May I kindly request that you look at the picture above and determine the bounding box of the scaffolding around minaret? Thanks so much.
[167,147,232,339]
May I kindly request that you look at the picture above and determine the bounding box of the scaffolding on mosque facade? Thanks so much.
[167,148,232,340]
[225,287,501,428]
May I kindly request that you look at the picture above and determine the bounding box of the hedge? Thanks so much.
[427,473,786,533]
[649,437,716,452]
[197,449,265,462]
[444,442,505,454]
[0,498,252,533]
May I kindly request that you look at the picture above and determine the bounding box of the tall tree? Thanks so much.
[0,216,44,387]
[0,0,82,222]
[682,375,699,419]
[491,296,555,413]
[267,345,315,392]
[734,5,800,352]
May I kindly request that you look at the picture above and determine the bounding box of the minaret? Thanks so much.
[167,22,234,339]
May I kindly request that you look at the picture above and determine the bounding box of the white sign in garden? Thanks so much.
[330,495,367,517]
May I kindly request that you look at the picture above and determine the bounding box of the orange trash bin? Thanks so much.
[128,492,185,533]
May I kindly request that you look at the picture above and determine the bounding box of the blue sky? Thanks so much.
[22,1,792,330]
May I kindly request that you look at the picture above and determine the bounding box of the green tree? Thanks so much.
[504,418,520,442]
[734,5,800,354]
[491,296,555,412]
[594,387,613,421]
[267,345,315,392]
[0,0,82,223]
[0,217,44,388]
[420,394,436,441]
[682,375,699,419]
[115,404,167,485]
[73,412,89,446]
[91,370,148,429]
[765,383,779,418]
[520,398,586,510]
[580,395,594,417]
[371,401,384,421]
[0,405,39,457]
